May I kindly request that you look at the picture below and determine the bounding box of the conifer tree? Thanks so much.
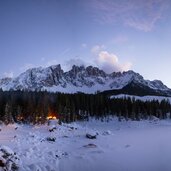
[4,103,14,125]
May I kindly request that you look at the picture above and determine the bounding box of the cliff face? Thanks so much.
[0,64,170,96]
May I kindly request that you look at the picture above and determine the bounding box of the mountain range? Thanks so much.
[0,64,170,96]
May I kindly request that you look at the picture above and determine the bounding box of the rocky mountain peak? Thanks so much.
[85,66,106,77]
[0,77,12,85]
[0,64,170,96]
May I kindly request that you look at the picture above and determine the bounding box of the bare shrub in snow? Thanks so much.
[49,126,57,132]
[86,133,97,139]
[0,146,20,171]
[46,137,56,142]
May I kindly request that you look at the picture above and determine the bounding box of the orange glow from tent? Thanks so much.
[47,112,57,120]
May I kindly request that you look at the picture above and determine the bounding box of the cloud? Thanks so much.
[20,60,60,72]
[46,60,58,67]
[3,71,14,78]
[91,45,105,54]
[64,58,87,71]
[94,50,132,73]
[41,57,45,61]
[59,48,71,56]
[87,0,169,31]
[113,35,128,44]
[20,63,35,72]
[81,43,87,48]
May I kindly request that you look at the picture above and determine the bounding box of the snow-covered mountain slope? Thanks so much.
[0,64,170,96]
[111,94,171,103]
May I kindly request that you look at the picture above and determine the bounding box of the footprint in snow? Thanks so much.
[28,164,42,171]
[83,144,97,148]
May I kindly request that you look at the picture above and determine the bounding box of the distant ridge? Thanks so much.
[0,64,170,96]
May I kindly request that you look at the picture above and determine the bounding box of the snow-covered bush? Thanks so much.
[102,130,111,135]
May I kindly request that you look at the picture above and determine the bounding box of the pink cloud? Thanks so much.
[87,0,169,31]
[94,50,132,73]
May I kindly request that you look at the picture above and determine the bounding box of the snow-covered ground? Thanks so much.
[1,118,171,171]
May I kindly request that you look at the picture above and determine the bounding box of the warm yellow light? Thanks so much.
[47,115,57,120]
[17,116,23,120]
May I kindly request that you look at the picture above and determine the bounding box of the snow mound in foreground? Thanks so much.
[0,146,20,171]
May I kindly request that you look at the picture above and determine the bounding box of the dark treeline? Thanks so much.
[0,90,170,124]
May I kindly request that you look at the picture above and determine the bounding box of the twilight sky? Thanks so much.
[1,0,171,87]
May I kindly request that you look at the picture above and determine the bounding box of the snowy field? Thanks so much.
[1,118,171,171]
